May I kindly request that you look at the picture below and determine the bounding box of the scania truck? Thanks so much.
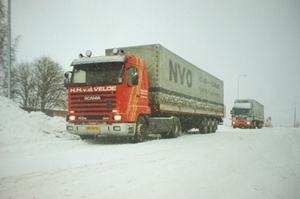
[64,44,224,142]
[231,99,264,129]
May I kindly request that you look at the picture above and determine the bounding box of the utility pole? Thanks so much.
[294,103,297,128]
[7,0,11,99]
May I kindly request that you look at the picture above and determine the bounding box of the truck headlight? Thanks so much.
[69,116,75,121]
[113,115,121,121]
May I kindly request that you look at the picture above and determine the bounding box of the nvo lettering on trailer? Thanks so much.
[169,60,192,88]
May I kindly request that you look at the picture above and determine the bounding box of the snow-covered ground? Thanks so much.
[0,96,300,199]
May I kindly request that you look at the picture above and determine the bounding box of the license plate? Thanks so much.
[86,126,100,131]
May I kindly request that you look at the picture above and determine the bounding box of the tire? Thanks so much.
[133,115,148,143]
[200,117,208,134]
[212,118,217,133]
[207,118,212,133]
[169,117,181,138]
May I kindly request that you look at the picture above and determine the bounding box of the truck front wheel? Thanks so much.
[133,115,148,143]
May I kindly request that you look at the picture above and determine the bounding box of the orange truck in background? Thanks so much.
[64,44,224,142]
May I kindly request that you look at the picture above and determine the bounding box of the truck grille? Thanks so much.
[70,91,116,114]
[236,117,247,121]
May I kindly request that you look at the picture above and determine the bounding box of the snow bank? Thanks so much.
[0,96,77,146]
[0,96,300,199]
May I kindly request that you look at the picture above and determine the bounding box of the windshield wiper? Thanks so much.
[118,65,124,79]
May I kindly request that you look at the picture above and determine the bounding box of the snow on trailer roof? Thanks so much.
[233,102,251,109]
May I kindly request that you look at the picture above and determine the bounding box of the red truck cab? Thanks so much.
[65,49,150,139]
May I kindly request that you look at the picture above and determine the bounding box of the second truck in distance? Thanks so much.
[231,99,264,129]
[64,44,224,141]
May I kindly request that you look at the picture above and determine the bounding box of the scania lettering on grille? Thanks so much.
[84,96,101,100]
[70,86,116,93]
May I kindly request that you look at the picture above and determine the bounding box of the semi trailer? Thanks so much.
[231,99,264,129]
[64,44,224,142]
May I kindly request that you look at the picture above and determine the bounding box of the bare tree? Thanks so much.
[14,61,37,108]
[32,56,66,112]
[13,56,67,112]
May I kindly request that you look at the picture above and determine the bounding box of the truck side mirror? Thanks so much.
[64,71,72,88]
[64,71,71,78]
[64,78,69,88]
[127,67,138,86]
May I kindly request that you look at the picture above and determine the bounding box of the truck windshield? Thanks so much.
[232,109,250,114]
[71,62,124,86]
[232,103,251,114]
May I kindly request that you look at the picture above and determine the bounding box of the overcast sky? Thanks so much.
[10,0,300,126]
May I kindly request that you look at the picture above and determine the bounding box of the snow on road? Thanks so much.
[0,96,300,199]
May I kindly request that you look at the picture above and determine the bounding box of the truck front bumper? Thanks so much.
[232,121,252,128]
[66,123,136,137]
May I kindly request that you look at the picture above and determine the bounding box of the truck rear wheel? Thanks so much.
[161,117,181,138]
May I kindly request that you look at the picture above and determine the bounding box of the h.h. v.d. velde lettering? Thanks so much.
[70,86,116,93]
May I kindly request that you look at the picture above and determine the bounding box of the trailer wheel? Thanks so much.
[133,115,148,143]
[200,117,208,134]
[212,119,217,133]
[207,118,213,133]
